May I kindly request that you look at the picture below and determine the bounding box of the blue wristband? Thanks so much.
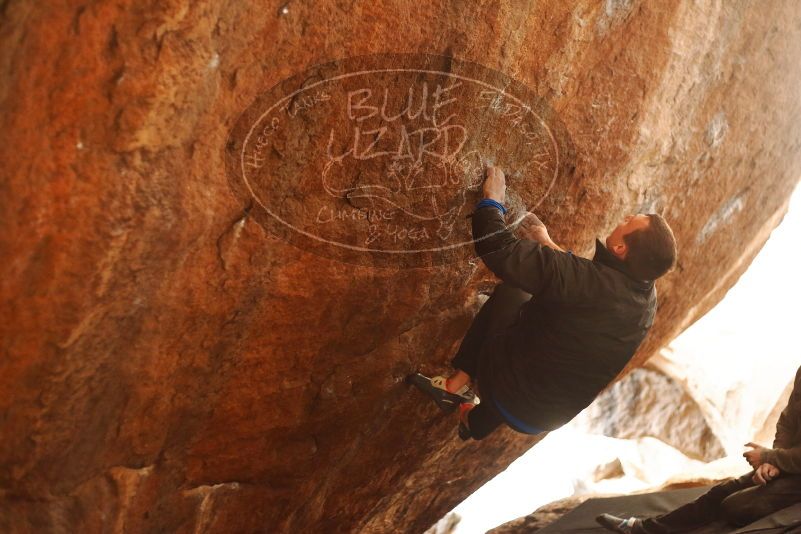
[476,198,507,215]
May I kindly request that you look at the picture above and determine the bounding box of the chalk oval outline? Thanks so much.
[238,64,562,255]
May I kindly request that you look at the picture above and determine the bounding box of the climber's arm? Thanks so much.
[760,367,801,474]
[471,205,585,298]
[773,367,801,449]
[471,165,585,298]
[516,211,566,252]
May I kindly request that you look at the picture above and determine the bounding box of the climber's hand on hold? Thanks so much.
[482,166,506,203]
[517,212,550,243]
[516,211,565,252]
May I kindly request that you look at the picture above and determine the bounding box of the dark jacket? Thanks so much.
[471,206,657,430]
[763,366,801,474]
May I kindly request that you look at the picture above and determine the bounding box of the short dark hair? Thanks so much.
[622,214,677,281]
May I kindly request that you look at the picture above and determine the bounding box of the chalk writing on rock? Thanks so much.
[225,53,574,267]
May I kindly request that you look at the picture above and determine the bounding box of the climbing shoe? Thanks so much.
[595,514,646,533]
[407,373,478,413]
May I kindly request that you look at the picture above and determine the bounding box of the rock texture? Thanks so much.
[2,1,801,533]
[487,496,591,534]
[573,366,726,462]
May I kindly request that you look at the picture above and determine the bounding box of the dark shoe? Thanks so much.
[596,514,646,533]
[407,373,475,413]
[458,421,472,441]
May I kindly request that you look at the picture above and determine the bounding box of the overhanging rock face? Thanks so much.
[2,2,800,532]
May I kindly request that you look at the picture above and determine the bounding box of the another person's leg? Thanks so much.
[598,472,754,533]
[719,474,801,527]
[640,472,754,533]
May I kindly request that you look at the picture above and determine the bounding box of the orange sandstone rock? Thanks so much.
[1,1,800,532]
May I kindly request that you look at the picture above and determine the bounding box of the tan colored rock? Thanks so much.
[2,1,801,532]
[574,367,726,462]
[426,512,461,534]
[593,458,626,482]
[487,496,591,534]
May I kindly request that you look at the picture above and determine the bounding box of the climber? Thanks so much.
[409,165,677,441]
[596,365,801,532]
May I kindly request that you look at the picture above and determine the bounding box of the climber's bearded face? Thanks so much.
[606,214,651,259]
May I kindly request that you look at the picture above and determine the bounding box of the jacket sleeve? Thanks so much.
[763,367,801,473]
[762,446,801,474]
[471,206,591,299]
